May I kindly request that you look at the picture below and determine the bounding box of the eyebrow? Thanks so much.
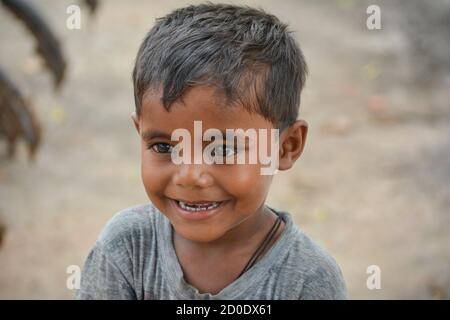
[141,129,172,141]
[141,129,248,142]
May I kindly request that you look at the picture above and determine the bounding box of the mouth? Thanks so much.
[169,198,228,221]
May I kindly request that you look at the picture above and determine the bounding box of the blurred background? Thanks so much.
[0,0,449,299]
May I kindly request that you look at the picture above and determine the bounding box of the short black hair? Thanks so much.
[132,3,308,130]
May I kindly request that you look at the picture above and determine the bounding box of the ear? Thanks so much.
[278,119,308,171]
[131,112,140,134]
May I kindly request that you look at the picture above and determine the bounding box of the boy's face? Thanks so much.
[133,85,307,243]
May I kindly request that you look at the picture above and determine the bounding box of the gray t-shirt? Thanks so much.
[75,203,347,300]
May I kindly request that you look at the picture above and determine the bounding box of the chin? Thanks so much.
[173,223,227,243]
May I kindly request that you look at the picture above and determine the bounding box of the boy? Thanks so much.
[76,3,347,300]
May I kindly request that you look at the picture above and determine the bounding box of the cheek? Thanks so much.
[220,164,272,204]
[140,151,171,198]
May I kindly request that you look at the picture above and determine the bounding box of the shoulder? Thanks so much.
[76,204,161,300]
[278,218,348,299]
[96,203,160,249]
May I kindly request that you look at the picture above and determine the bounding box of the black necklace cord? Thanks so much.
[237,214,282,278]
[245,215,282,272]
[239,215,282,277]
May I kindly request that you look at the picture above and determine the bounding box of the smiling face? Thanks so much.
[133,85,308,245]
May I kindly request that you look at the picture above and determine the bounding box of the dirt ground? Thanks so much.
[0,0,449,299]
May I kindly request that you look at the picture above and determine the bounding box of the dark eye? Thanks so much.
[212,144,237,157]
[150,143,173,154]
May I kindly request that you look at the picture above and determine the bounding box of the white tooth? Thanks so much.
[206,203,218,210]
[178,200,220,212]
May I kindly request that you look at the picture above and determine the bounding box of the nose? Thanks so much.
[172,164,214,188]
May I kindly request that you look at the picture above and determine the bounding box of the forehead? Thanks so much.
[140,85,272,132]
